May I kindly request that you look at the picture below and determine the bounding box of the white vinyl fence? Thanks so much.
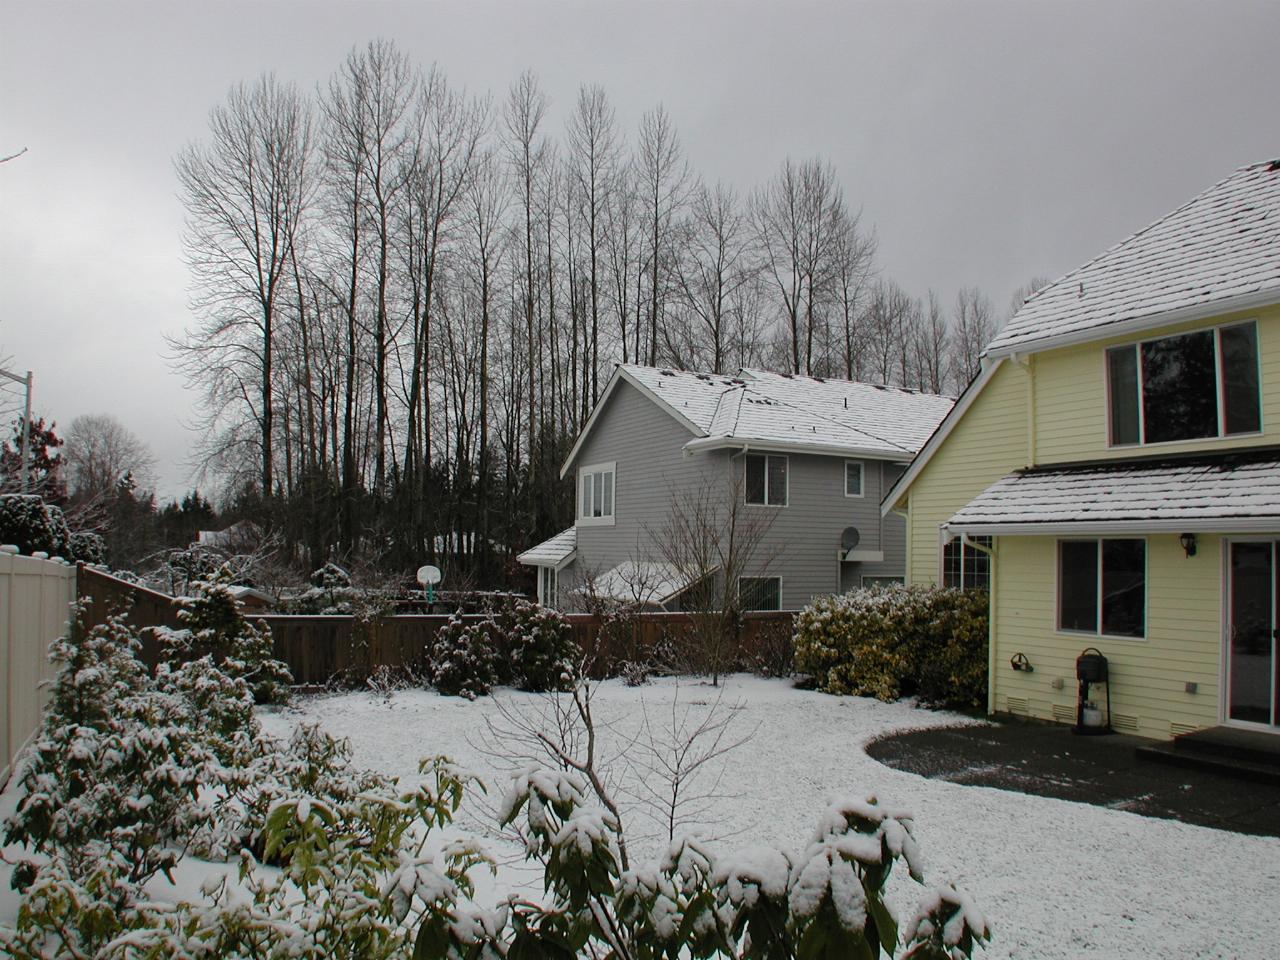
[0,553,76,787]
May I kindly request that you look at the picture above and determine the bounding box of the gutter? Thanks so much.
[683,435,912,461]
[947,516,1280,537]
[985,288,1280,361]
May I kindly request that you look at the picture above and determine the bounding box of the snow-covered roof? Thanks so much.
[562,364,953,476]
[517,527,577,568]
[588,560,698,606]
[946,449,1280,535]
[987,159,1280,358]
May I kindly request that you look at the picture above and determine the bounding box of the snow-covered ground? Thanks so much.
[256,675,1280,960]
[3,674,1276,957]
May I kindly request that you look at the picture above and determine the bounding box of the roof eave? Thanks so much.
[986,287,1280,361]
[946,516,1280,537]
[683,436,913,461]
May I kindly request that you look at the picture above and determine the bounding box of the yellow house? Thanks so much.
[885,159,1280,740]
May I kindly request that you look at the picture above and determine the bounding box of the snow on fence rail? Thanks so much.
[0,552,76,788]
[75,566,795,686]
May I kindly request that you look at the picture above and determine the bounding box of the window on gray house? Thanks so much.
[745,454,787,506]
[739,576,782,611]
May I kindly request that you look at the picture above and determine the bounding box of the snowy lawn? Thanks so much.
[256,674,1280,960]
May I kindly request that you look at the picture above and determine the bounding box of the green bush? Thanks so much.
[505,599,579,692]
[427,616,498,699]
[794,584,988,710]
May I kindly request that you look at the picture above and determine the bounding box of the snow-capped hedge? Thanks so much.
[794,584,989,710]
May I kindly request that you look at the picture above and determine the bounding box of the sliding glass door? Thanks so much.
[1227,541,1279,727]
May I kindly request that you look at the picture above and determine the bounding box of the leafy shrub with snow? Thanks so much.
[158,568,293,704]
[0,494,70,558]
[67,530,106,565]
[503,599,579,692]
[427,615,498,699]
[794,585,988,710]
[493,771,990,959]
[3,609,218,920]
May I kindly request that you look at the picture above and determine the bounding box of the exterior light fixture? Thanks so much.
[1179,532,1197,558]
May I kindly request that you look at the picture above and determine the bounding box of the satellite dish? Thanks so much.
[840,527,861,552]
[416,564,443,587]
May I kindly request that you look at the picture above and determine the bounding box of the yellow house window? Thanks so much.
[1058,539,1146,638]
[1106,320,1260,446]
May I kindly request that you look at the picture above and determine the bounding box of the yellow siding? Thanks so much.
[1033,304,1280,464]
[904,360,1028,585]
[992,534,1224,738]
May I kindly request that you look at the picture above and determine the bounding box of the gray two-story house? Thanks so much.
[519,364,954,611]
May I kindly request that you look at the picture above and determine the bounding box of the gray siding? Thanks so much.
[564,382,909,610]
[567,381,725,600]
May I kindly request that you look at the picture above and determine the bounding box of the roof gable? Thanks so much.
[988,159,1280,357]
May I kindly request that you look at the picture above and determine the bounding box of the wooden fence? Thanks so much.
[76,566,795,686]
[1,553,77,787]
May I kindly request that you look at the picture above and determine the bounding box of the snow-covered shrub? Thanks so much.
[913,589,990,711]
[3,609,216,917]
[793,585,988,709]
[428,616,498,699]
[0,494,60,556]
[67,529,106,564]
[499,772,991,960]
[504,599,579,692]
[159,568,293,704]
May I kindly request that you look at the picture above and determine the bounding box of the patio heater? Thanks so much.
[1072,647,1112,736]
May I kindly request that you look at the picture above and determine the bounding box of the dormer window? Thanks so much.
[1106,320,1260,446]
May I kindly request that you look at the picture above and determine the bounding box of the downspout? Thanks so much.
[961,531,998,716]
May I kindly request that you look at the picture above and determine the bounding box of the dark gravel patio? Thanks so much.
[866,719,1280,838]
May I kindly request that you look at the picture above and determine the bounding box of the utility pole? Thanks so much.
[0,367,32,492]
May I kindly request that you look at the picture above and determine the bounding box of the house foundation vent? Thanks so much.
[1051,703,1075,724]
[1111,714,1140,733]
[1005,696,1029,715]
[1169,721,1201,738]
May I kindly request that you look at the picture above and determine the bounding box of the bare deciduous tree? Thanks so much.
[63,414,156,500]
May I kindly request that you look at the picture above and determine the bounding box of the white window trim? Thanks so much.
[844,460,865,499]
[738,574,783,611]
[577,461,617,527]
[537,566,559,608]
[1055,536,1148,642]
[744,453,789,507]
[940,534,991,591]
[1105,318,1263,450]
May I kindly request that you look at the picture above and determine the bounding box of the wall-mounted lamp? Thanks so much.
[1179,532,1197,558]
[1010,652,1034,673]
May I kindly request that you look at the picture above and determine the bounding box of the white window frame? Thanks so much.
[744,453,789,507]
[940,534,991,591]
[537,566,559,608]
[577,461,617,527]
[1055,537,1148,641]
[844,460,865,498]
[738,575,783,611]
[1105,319,1262,449]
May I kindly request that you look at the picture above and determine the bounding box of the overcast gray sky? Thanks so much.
[1,0,1276,500]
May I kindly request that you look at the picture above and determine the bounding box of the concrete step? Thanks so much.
[1135,741,1280,786]
[1172,726,1280,768]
